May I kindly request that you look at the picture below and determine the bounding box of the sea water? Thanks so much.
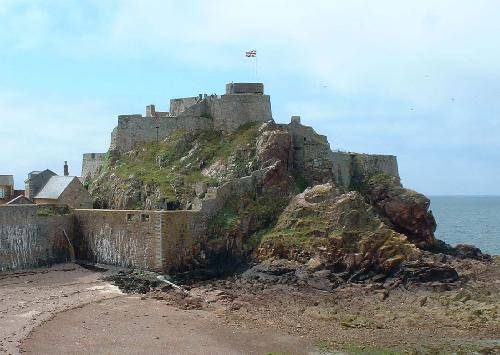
[430,196,500,255]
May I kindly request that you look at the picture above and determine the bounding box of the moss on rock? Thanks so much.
[257,183,421,272]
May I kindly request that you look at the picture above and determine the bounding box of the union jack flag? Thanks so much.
[246,50,257,57]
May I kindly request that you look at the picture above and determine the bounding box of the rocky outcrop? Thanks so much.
[257,183,422,276]
[87,115,488,284]
[361,173,437,249]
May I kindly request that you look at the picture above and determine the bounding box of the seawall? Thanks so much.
[0,205,74,272]
[74,209,206,272]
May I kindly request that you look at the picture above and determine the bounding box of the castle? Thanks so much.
[81,82,398,189]
[2,82,399,273]
[82,83,272,181]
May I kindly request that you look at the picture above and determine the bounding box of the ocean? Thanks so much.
[430,196,500,256]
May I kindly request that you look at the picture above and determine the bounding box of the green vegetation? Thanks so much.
[208,190,290,253]
[36,205,71,216]
[291,170,308,193]
[96,122,263,208]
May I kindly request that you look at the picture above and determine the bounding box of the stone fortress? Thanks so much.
[2,82,399,273]
[82,82,397,188]
[82,83,272,181]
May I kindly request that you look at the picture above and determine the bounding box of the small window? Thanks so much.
[126,213,134,222]
[141,214,150,222]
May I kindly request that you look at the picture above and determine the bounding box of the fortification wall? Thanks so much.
[81,153,106,181]
[159,211,206,272]
[110,113,212,153]
[284,122,334,186]
[207,94,272,132]
[74,209,207,272]
[0,205,74,272]
[331,151,399,189]
[170,96,201,116]
[74,209,162,270]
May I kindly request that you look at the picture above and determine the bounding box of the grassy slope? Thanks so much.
[93,122,263,208]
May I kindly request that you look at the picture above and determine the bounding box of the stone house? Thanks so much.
[25,169,57,200]
[33,176,92,209]
[0,175,14,205]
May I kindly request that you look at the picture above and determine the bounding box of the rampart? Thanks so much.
[0,205,74,272]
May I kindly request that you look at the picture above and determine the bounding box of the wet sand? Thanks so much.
[1,264,313,355]
[0,264,122,354]
[22,296,313,354]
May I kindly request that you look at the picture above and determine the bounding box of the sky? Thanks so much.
[0,0,499,195]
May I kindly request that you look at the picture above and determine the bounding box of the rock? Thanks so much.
[419,296,428,306]
[362,173,437,249]
[306,257,323,271]
[371,274,387,282]
[258,184,421,274]
[454,244,491,261]
[397,260,459,283]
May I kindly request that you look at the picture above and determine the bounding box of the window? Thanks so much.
[0,187,4,199]
[126,213,134,222]
[141,214,150,222]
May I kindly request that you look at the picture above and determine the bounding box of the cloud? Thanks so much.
[0,0,498,194]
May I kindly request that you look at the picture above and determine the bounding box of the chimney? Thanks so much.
[64,161,69,176]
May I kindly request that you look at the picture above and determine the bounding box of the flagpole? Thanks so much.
[255,54,258,80]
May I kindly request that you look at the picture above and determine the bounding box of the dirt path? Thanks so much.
[22,296,315,354]
[0,264,122,355]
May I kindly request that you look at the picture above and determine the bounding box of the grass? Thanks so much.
[95,122,264,208]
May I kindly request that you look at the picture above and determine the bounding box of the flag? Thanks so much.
[246,50,257,57]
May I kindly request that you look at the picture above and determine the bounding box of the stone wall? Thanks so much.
[159,211,206,272]
[207,94,272,133]
[226,83,264,94]
[331,151,399,190]
[170,96,201,116]
[81,153,106,181]
[74,209,162,270]
[284,121,334,186]
[110,113,213,153]
[108,88,272,153]
[25,170,56,200]
[59,179,93,209]
[74,209,206,272]
[0,205,74,272]
[194,168,268,218]
[283,120,400,190]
